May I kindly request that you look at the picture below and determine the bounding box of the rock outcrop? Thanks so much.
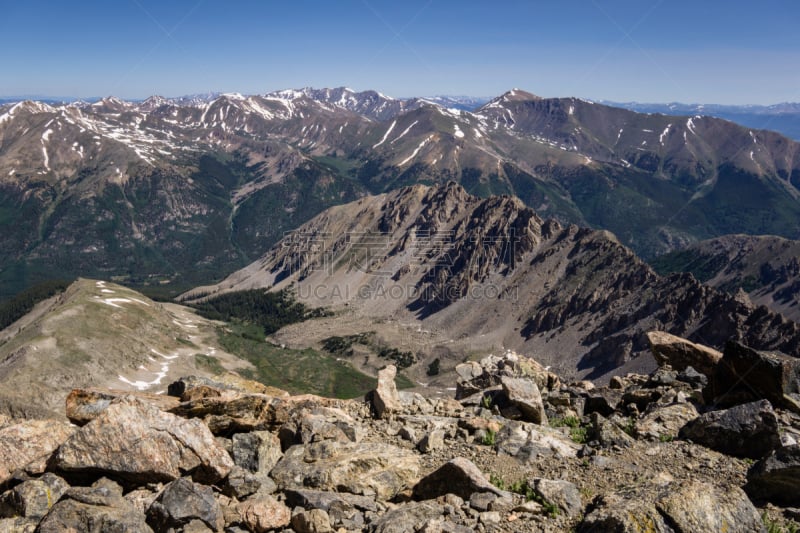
[0,336,798,531]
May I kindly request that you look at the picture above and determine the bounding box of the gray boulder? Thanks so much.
[146,477,223,531]
[38,478,152,533]
[679,400,781,459]
[744,444,800,506]
[0,473,69,520]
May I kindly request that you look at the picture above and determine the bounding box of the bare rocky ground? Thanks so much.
[1,333,800,532]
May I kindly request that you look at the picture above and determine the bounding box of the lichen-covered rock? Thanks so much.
[52,396,233,484]
[0,420,74,484]
[0,473,69,520]
[578,481,763,533]
[291,508,333,533]
[271,440,419,501]
[636,402,699,441]
[231,430,282,473]
[65,388,180,425]
[529,478,583,518]
[38,478,153,533]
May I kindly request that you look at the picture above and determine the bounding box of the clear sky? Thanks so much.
[1,0,798,104]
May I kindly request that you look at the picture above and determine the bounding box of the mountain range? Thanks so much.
[1,87,799,301]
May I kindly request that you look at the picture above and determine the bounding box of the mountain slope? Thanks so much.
[2,87,800,300]
[186,183,800,382]
[0,278,249,417]
[651,234,800,321]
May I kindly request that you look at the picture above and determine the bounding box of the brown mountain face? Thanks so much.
[652,234,800,322]
[2,87,800,300]
[186,183,800,382]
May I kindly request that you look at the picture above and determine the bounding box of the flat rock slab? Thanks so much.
[52,396,233,484]
[271,440,419,501]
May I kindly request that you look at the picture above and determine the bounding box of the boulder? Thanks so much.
[236,495,291,532]
[579,481,762,533]
[500,376,547,424]
[370,501,448,533]
[283,489,378,513]
[169,391,288,434]
[52,396,234,484]
[657,481,763,532]
[291,508,333,533]
[707,341,800,410]
[223,465,271,499]
[635,402,699,441]
[412,457,510,501]
[529,478,583,518]
[0,473,69,519]
[744,444,800,506]
[369,365,401,419]
[494,420,581,460]
[0,420,74,484]
[646,331,721,377]
[278,407,361,449]
[65,388,180,425]
[37,477,152,533]
[146,477,223,531]
[589,413,635,449]
[270,440,419,500]
[679,399,781,459]
[418,429,446,453]
[231,431,282,473]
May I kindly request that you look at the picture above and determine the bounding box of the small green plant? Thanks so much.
[489,478,559,518]
[622,417,637,437]
[570,426,588,444]
[426,357,440,376]
[480,394,493,409]
[659,433,674,443]
[489,473,505,490]
[481,428,497,446]
[551,415,581,428]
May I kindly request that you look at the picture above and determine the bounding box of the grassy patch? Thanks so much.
[195,353,226,375]
[219,326,377,399]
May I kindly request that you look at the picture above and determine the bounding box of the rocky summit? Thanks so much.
[1,334,799,532]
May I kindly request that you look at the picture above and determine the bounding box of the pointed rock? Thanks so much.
[412,457,510,501]
[369,365,401,419]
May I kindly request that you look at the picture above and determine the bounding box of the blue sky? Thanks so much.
[1,0,798,104]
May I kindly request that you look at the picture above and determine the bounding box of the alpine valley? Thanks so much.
[1,87,800,301]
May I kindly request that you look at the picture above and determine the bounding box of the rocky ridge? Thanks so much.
[1,334,800,531]
[190,183,800,382]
